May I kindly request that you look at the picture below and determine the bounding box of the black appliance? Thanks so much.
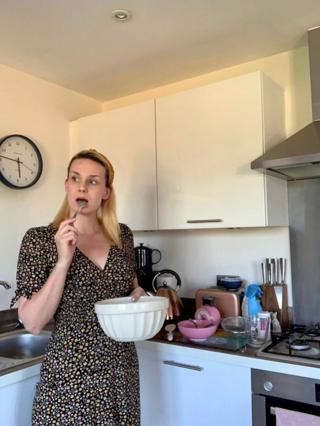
[134,243,161,292]
[252,369,320,426]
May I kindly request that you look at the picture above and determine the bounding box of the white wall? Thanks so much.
[0,64,101,310]
[134,227,292,305]
[103,47,312,137]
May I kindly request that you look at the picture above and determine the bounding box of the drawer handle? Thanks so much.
[186,219,223,224]
[163,360,203,371]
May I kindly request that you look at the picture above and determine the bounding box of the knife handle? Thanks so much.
[261,262,266,283]
[283,258,287,284]
[276,258,280,284]
[265,258,270,284]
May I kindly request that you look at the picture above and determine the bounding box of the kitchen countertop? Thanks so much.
[0,354,43,378]
[1,326,319,388]
[142,328,320,380]
[0,363,41,388]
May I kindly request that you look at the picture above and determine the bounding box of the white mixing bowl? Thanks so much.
[95,296,169,342]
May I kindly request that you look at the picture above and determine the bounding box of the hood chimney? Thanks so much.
[252,26,320,181]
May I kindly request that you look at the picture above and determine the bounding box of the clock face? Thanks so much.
[0,134,43,189]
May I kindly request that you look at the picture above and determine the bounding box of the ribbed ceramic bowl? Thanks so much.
[178,319,218,342]
[95,296,169,342]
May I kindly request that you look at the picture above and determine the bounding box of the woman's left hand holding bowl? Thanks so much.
[130,286,146,301]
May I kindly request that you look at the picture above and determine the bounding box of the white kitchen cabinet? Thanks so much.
[70,72,288,231]
[137,344,252,426]
[156,71,288,229]
[70,100,157,231]
[0,370,39,426]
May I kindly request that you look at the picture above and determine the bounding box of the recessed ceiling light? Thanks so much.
[111,9,132,22]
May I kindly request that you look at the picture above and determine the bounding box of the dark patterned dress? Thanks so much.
[11,223,140,426]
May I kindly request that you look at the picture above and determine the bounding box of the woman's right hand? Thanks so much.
[54,218,78,267]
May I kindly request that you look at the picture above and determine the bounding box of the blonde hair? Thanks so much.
[52,149,121,247]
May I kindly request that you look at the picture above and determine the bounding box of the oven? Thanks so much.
[252,369,320,425]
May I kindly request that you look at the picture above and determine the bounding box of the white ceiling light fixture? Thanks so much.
[111,9,132,22]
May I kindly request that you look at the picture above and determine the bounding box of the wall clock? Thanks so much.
[0,134,43,189]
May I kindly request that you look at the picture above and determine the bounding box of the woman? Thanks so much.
[11,149,144,425]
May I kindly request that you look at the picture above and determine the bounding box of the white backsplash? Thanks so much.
[134,227,292,305]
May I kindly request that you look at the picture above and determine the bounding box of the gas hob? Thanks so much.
[257,325,320,367]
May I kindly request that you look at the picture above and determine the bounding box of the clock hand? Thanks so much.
[17,157,21,178]
[0,154,19,163]
[20,161,33,172]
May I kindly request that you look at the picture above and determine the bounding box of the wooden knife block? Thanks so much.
[261,284,289,329]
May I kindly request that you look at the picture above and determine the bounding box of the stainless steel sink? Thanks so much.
[0,331,51,359]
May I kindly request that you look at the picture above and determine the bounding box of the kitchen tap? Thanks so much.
[0,281,11,289]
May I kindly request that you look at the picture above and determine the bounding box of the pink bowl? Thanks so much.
[177,319,218,342]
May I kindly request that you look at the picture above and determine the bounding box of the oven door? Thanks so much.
[253,394,320,426]
[252,369,320,426]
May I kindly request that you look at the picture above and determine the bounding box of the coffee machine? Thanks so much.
[134,243,161,291]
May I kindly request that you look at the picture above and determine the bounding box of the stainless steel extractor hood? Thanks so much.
[251,26,320,181]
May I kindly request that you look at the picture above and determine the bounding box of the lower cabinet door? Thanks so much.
[0,373,39,426]
[138,347,252,426]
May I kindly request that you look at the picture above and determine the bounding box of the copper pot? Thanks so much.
[152,269,184,320]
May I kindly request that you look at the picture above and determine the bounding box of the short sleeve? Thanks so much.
[119,223,137,273]
[10,227,56,307]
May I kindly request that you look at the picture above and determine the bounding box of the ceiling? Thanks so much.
[1,0,320,102]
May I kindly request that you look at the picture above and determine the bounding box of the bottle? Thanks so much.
[271,312,282,335]
[242,284,262,317]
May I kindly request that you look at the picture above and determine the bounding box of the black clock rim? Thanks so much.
[0,134,43,189]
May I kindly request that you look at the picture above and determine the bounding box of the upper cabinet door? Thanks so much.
[156,72,288,229]
[70,101,157,231]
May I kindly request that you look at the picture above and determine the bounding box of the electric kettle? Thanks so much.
[152,269,184,320]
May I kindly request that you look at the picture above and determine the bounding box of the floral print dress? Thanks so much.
[11,223,140,426]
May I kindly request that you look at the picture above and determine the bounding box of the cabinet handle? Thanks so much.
[163,360,203,371]
[186,219,223,224]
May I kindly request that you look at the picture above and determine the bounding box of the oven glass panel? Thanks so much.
[265,396,320,425]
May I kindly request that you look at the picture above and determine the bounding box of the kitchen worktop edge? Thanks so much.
[137,338,320,379]
[2,331,319,383]
[0,363,41,387]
